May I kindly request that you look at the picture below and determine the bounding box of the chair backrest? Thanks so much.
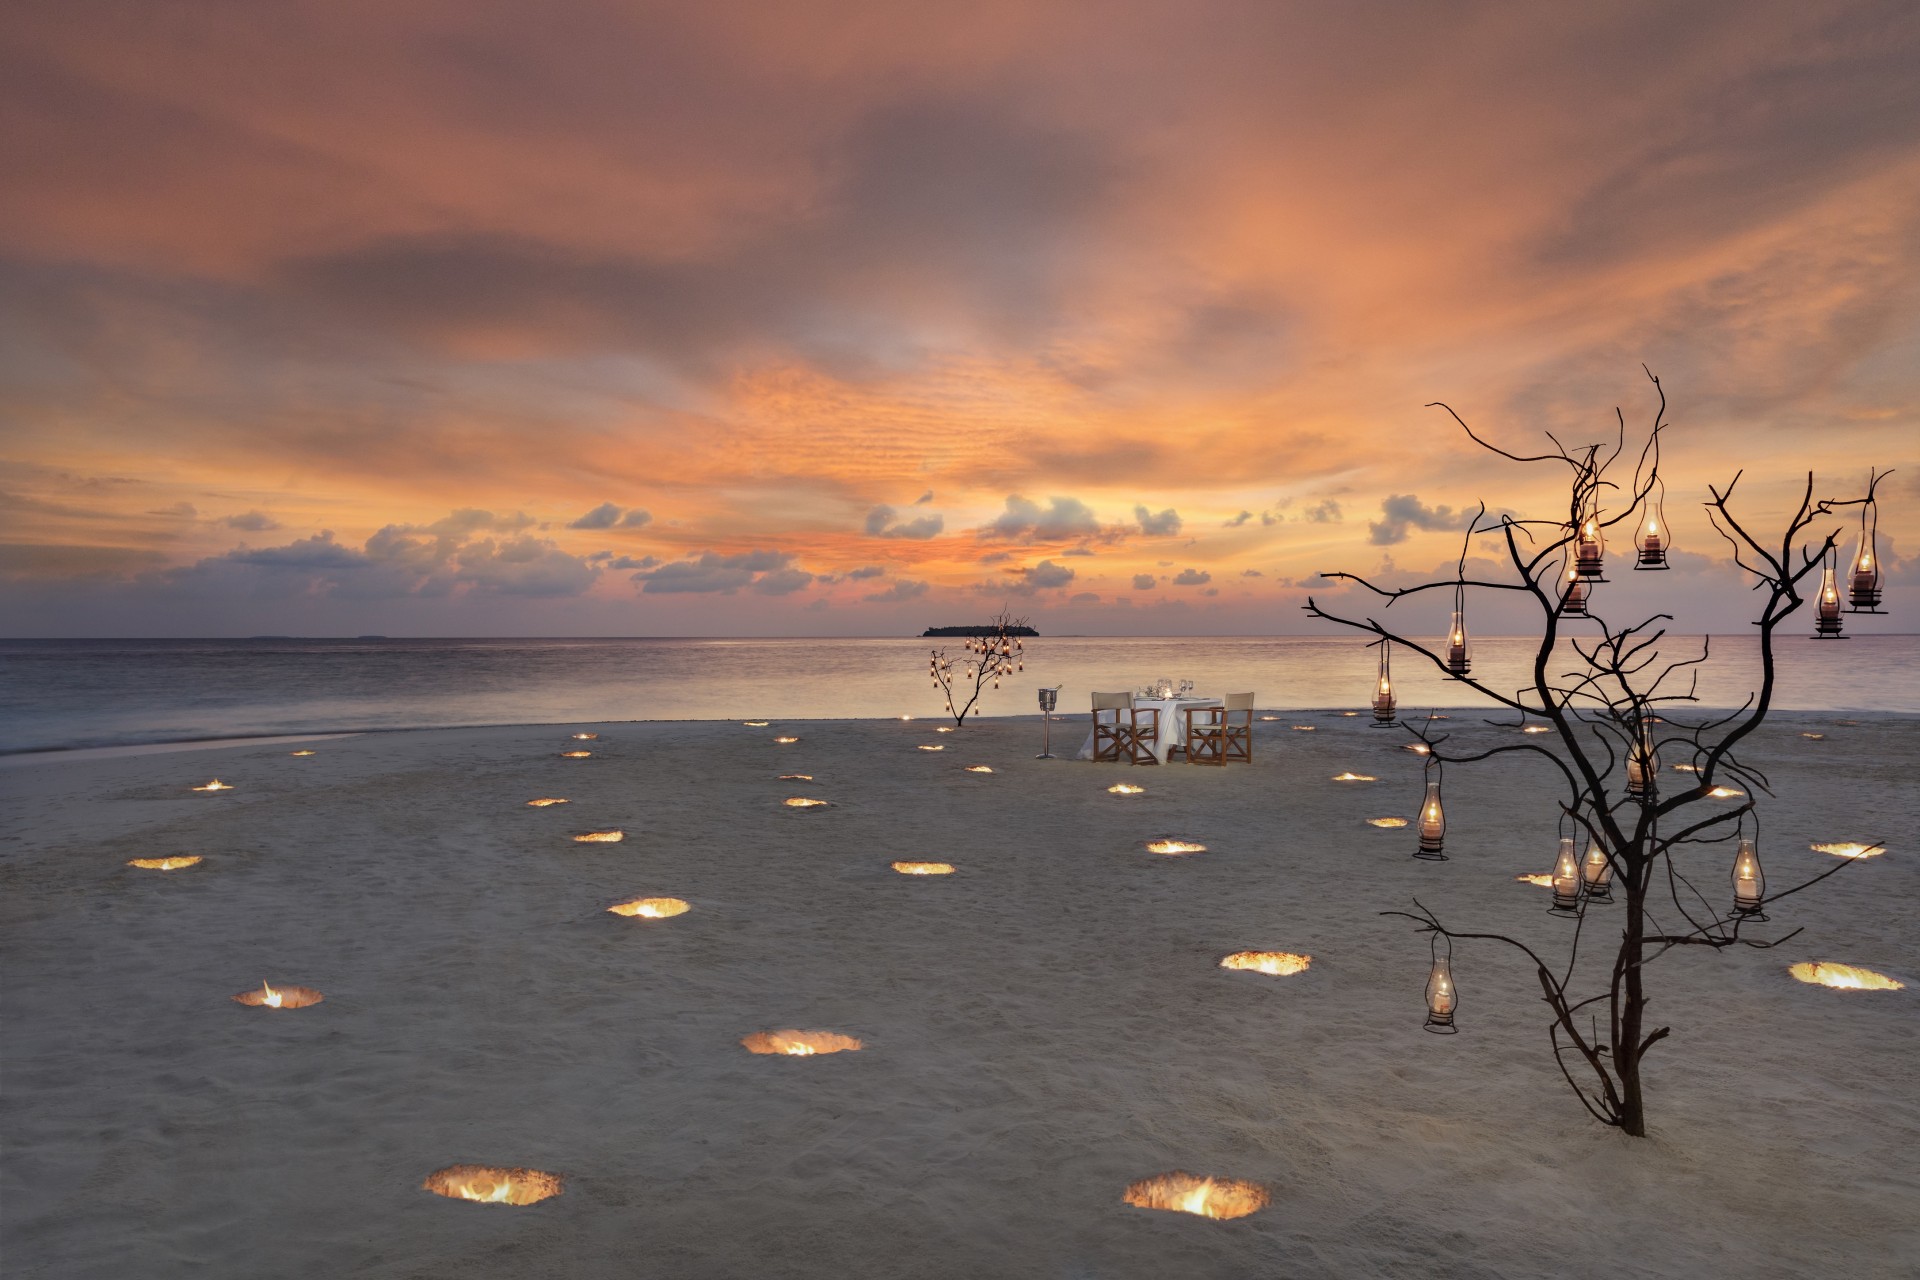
[1224,692,1256,711]
[1092,691,1134,712]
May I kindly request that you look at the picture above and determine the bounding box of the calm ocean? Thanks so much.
[2,634,1914,755]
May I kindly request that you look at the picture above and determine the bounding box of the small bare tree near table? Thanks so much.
[927,609,1028,726]
[1304,369,1891,1136]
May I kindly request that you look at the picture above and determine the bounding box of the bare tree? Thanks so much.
[1304,369,1891,1136]
[927,609,1029,726]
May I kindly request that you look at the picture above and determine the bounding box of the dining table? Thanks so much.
[1077,695,1223,765]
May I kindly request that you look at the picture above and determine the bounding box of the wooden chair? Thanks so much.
[1187,693,1255,765]
[1123,701,1162,765]
[1090,692,1134,762]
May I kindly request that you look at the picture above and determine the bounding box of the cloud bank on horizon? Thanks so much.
[1,0,1916,636]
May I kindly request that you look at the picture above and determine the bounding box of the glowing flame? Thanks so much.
[1123,1172,1269,1220]
[1403,743,1430,754]
[232,981,323,1009]
[743,720,769,726]
[899,715,913,721]
[774,736,799,744]
[1367,817,1408,828]
[1707,786,1744,798]
[1145,839,1207,855]
[1292,725,1317,731]
[741,1030,863,1056]
[422,1165,563,1206]
[128,856,202,870]
[1522,725,1552,734]
[1220,951,1311,976]
[1515,874,1554,887]
[289,750,316,756]
[191,779,232,792]
[1340,711,1360,716]
[964,765,995,773]
[1802,732,1826,740]
[572,830,625,843]
[783,797,830,808]
[777,773,813,781]
[525,797,569,807]
[1331,772,1376,782]
[1259,715,1281,721]
[918,744,945,751]
[891,861,955,875]
[607,897,690,918]
[1810,842,1885,859]
[1108,783,1146,794]
[570,733,598,740]
[935,727,955,733]
[559,750,592,759]
[1672,764,1700,773]
[1788,962,1903,991]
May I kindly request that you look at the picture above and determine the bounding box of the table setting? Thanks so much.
[1076,677,1222,765]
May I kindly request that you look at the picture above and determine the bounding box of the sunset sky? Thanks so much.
[3,0,1915,636]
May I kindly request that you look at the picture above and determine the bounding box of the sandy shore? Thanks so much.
[2,711,1915,1278]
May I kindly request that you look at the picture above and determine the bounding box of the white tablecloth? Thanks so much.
[1077,697,1223,765]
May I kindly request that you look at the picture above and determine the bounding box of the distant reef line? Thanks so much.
[920,625,1040,637]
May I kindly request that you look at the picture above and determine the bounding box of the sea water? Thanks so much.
[1,633,1913,753]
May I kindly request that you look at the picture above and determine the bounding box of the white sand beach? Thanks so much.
[2,712,1915,1278]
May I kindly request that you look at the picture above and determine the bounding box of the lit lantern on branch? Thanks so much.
[1371,640,1397,726]
[1573,510,1607,581]
[1625,711,1658,800]
[1549,835,1582,916]
[1635,480,1671,569]
[1812,549,1846,639]
[1444,585,1472,677]
[1582,839,1614,902]
[1849,486,1884,612]
[1560,567,1590,618]
[1731,836,1766,919]
[1424,939,1457,1034]
[1413,763,1446,861]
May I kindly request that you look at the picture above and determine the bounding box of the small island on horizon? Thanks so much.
[921,624,1040,638]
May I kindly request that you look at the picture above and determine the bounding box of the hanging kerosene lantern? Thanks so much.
[1424,935,1458,1034]
[1413,759,1446,861]
[1572,506,1607,582]
[1549,832,1582,916]
[1731,828,1766,920]
[1624,710,1658,800]
[1444,584,1471,678]
[1371,640,1397,727]
[1635,478,1670,570]
[1848,482,1883,613]
[1812,547,1846,639]
[1581,837,1615,903]
[1560,565,1590,618]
